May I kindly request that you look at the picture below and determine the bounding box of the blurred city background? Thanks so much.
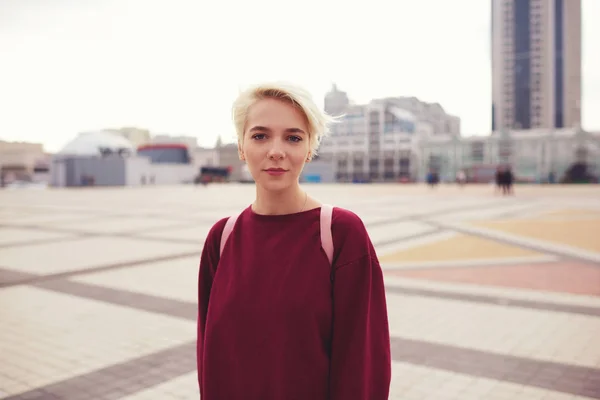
[1,0,599,187]
[1,0,600,399]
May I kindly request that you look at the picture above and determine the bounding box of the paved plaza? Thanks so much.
[1,183,599,400]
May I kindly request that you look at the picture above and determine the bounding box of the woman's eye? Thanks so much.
[252,134,266,140]
[288,136,302,143]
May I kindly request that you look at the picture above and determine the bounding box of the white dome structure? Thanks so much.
[58,130,136,156]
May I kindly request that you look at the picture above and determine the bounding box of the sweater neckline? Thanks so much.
[246,204,321,221]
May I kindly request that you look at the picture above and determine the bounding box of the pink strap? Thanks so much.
[220,206,334,266]
[320,204,334,265]
[219,212,240,256]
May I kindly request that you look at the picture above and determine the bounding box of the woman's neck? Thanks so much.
[253,184,307,215]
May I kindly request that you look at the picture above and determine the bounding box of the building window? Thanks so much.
[383,171,395,180]
[471,141,485,162]
[369,111,380,134]
[336,172,349,182]
[554,0,564,128]
[399,157,410,175]
[514,0,531,129]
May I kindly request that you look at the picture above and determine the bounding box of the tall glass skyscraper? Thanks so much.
[491,0,581,131]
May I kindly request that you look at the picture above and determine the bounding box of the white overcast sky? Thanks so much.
[1,0,599,152]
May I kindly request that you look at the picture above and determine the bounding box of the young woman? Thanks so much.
[197,82,391,399]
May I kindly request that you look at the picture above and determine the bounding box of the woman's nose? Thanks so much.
[267,142,285,160]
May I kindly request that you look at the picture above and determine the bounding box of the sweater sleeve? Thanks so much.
[329,214,391,400]
[197,218,227,395]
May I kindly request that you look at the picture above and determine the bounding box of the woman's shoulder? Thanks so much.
[204,216,232,248]
[331,206,367,230]
[330,206,375,266]
[210,216,230,231]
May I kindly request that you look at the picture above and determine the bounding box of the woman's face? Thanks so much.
[240,98,311,192]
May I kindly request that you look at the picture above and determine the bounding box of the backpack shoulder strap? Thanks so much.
[320,204,334,266]
[219,212,241,257]
[221,207,334,264]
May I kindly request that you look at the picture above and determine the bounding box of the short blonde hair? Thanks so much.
[232,82,337,159]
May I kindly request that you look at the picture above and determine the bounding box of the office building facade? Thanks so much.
[491,0,581,131]
[319,85,460,182]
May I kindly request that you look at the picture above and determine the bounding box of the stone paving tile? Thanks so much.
[379,232,543,263]
[376,231,459,256]
[388,261,600,296]
[0,236,198,275]
[472,218,600,254]
[382,255,558,271]
[0,212,104,226]
[47,215,190,234]
[385,291,600,368]
[542,208,600,218]
[0,267,37,287]
[432,201,550,222]
[0,251,199,289]
[0,228,78,247]
[0,286,195,397]
[32,279,197,321]
[384,275,600,308]
[117,372,198,400]
[390,337,600,399]
[384,281,600,318]
[435,219,600,264]
[1,342,197,400]
[69,257,200,303]
[362,221,438,244]
[134,225,213,243]
[389,361,600,400]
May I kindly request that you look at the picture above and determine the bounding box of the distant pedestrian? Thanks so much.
[495,165,514,195]
[504,166,514,195]
[495,166,503,194]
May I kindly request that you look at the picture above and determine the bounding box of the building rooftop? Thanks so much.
[58,131,136,156]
